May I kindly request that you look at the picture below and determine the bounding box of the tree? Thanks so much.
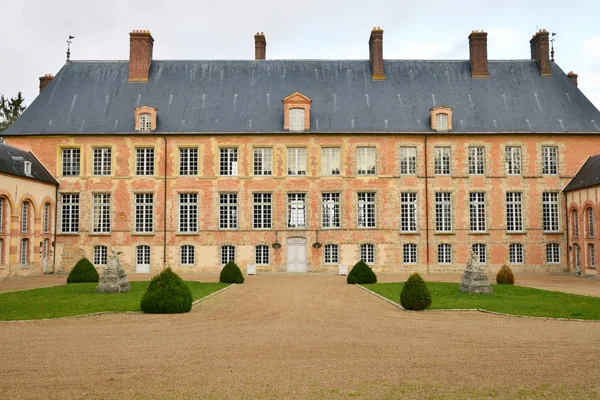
[0,92,26,132]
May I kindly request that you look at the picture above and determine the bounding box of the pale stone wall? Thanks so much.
[567,186,600,276]
[5,133,598,275]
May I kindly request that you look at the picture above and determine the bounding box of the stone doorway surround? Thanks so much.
[286,237,307,272]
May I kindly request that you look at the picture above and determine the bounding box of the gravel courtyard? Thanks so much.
[1,275,599,399]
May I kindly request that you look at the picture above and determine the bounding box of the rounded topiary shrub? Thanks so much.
[140,267,192,314]
[347,261,377,284]
[67,257,99,283]
[400,273,432,311]
[219,261,245,284]
[496,264,515,285]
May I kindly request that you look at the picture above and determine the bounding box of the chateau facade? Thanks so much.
[2,28,599,275]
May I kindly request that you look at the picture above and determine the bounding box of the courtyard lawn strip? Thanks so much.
[362,282,600,320]
[0,281,230,321]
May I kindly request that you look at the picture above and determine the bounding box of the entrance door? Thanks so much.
[136,245,151,273]
[42,239,49,272]
[286,237,307,273]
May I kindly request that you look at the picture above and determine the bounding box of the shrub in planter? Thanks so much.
[400,273,432,311]
[496,264,515,285]
[346,261,377,284]
[67,258,99,283]
[219,261,245,284]
[140,267,192,314]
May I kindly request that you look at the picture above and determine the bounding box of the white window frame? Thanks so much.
[505,146,522,175]
[321,147,341,176]
[400,192,417,232]
[289,108,305,131]
[181,245,195,265]
[468,146,485,175]
[219,193,238,229]
[43,203,51,234]
[506,192,523,232]
[403,243,417,264]
[472,243,486,264]
[93,245,108,266]
[220,148,238,176]
[255,245,269,265]
[542,192,559,232]
[357,147,376,175]
[62,148,80,176]
[287,148,307,176]
[179,148,198,176]
[61,194,80,233]
[253,148,272,176]
[324,244,339,264]
[438,244,452,264]
[572,209,579,238]
[587,207,595,238]
[137,245,151,266]
[0,197,3,233]
[469,193,486,232]
[435,192,452,232]
[20,238,28,266]
[134,193,154,233]
[287,193,306,229]
[93,148,112,176]
[541,146,558,175]
[590,244,596,268]
[546,243,560,264]
[509,243,524,264]
[322,193,341,229]
[24,161,31,176]
[434,147,451,175]
[436,113,449,130]
[139,113,152,131]
[253,193,272,229]
[178,193,198,233]
[357,192,376,228]
[221,245,235,265]
[400,147,416,175]
[21,201,29,233]
[92,194,111,233]
[136,148,154,176]
[360,243,375,264]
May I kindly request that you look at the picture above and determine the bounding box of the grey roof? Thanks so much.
[564,154,600,192]
[0,143,58,185]
[4,59,600,135]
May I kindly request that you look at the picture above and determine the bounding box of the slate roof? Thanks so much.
[0,143,58,185]
[564,154,600,192]
[4,59,600,135]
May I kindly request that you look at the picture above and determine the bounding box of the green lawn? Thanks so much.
[0,281,230,321]
[362,282,600,320]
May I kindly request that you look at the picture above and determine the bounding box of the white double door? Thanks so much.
[287,237,307,273]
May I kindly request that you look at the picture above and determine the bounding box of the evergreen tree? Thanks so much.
[0,92,26,132]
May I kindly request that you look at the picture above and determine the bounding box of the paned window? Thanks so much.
[139,113,152,131]
[322,193,341,228]
[400,147,417,175]
[546,243,560,264]
[360,244,375,264]
[287,193,306,228]
[220,148,238,176]
[253,148,272,176]
[469,193,486,232]
[62,148,80,176]
[472,243,487,264]
[572,210,579,238]
[178,193,198,233]
[137,245,150,266]
[435,192,452,232]
[590,244,596,268]
[43,203,51,234]
[509,243,524,264]
[287,148,307,176]
[324,244,339,264]
[24,161,31,176]
[321,147,341,175]
[134,193,154,233]
[468,147,485,175]
[289,108,305,131]
[357,147,376,175]
[506,192,523,232]
[574,244,581,270]
[438,244,452,264]
[221,245,235,265]
[253,193,272,229]
[21,201,29,233]
[357,192,376,228]
[0,197,3,233]
[542,192,559,232]
[92,194,111,233]
[587,207,595,238]
[179,148,198,176]
[181,245,195,265]
[20,239,28,266]
[434,147,450,175]
[256,245,269,265]
[400,193,417,232]
[93,148,112,176]
[436,113,449,130]
[403,244,417,264]
[94,245,108,266]
[61,194,79,233]
[219,194,238,229]
[136,148,154,176]
[505,146,522,175]
[0,239,3,265]
[542,146,558,175]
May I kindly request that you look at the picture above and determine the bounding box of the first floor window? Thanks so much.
[179,148,198,176]
[469,193,486,232]
[435,192,452,232]
[589,244,596,268]
[254,148,272,176]
[20,239,28,266]
[506,192,523,232]
[181,245,195,265]
[357,147,376,175]
[62,148,80,176]
[136,148,154,176]
[43,203,51,233]
[509,243,524,264]
[256,245,269,265]
[505,146,522,175]
[542,192,559,232]
[360,244,374,264]
[288,193,306,228]
[542,146,558,175]
[253,193,272,229]
[61,194,80,233]
[572,210,579,238]
[135,193,154,233]
[546,243,560,264]
[472,243,486,264]
[94,245,108,265]
[438,244,452,264]
[221,245,235,265]
[21,201,29,233]
[93,147,112,176]
[287,147,307,176]
[324,244,339,264]
[219,193,238,229]
[92,194,111,233]
[357,192,376,228]
[220,148,238,176]
[400,147,416,175]
[0,197,4,233]
[322,193,340,228]
[468,146,485,175]
[322,147,341,175]
[403,244,417,264]
[587,207,595,238]
[401,193,417,232]
[179,193,198,233]
[434,147,450,175]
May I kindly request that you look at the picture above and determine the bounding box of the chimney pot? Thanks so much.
[468,30,490,78]
[128,30,154,82]
[530,29,552,76]
[39,74,54,93]
[567,71,578,87]
[369,27,385,80]
[254,32,267,60]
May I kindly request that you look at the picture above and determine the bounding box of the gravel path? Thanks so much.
[1,275,599,399]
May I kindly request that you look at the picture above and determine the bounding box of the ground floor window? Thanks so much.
[137,245,150,266]
[181,245,195,265]
[589,244,596,268]
[472,243,486,264]
[255,245,269,265]
[20,239,29,266]
[509,243,524,264]
[437,244,452,264]
[221,245,235,265]
[93,245,108,266]
[403,244,417,264]
[0,238,4,265]
[324,244,339,264]
[360,244,374,264]
[546,243,560,264]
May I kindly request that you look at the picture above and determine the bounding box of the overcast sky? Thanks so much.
[1,0,598,109]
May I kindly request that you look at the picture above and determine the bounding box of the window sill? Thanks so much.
[434,232,455,235]
[131,232,156,236]
[543,231,563,235]
[89,233,112,236]
[57,233,81,236]
[469,232,490,235]
[175,233,199,236]
[399,231,420,235]
[506,231,527,235]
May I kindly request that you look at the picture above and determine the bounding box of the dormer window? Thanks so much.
[430,106,453,131]
[134,106,158,132]
[24,161,32,176]
[283,92,311,132]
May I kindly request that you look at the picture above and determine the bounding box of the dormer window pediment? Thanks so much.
[135,106,158,132]
[430,106,453,132]
[283,92,311,132]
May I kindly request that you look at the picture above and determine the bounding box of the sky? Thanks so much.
[1,0,599,109]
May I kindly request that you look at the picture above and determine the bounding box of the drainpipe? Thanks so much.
[424,135,430,274]
[564,192,570,273]
[52,184,58,273]
[163,134,168,270]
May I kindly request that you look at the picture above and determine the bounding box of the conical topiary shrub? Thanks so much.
[347,261,377,284]
[219,261,245,284]
[496,264,515,285]
[140,267,192,314]
[400,273,432,311]
[67,257,99,283]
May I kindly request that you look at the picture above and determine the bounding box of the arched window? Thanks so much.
[586,207,595,238]
[139,113,152,131]
[43,203,51,234]
[93,245,108,266]
[574,244,580,271]
[0,238,4,265]
[589,244,596,269]
[21,201,30,233]
[0,196,5,233]
[572,209,579,238]
[20,238,29,266]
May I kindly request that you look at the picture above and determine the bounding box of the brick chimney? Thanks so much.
[255,32,266,60]
[567,71,578,87]
[128,30,154,82]
[369,27,384,80]
[39,74,54,93]
[468,30,490,78]
[530,29,552,76]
